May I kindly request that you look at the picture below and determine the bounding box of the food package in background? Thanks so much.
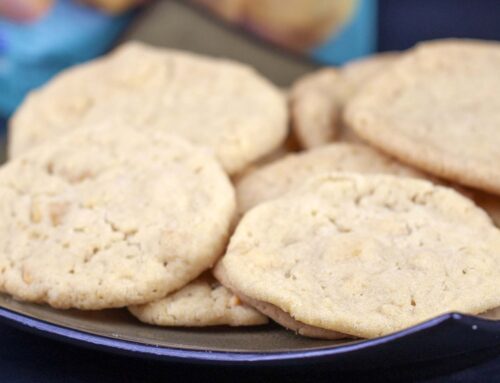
[192,0,377,64]
[0,0,132,117]
[0,0,54,22]
[86,0,147,14]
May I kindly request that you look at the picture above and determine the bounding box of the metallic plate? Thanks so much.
[1,1,499,367]
[1,293,500,366]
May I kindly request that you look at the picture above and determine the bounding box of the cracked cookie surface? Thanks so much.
[345,39,500,195]
[214,263,346,339]
[217,173,500,338]
[9,41,287,174]
[236,143,426,213]
[129,273,267,327]
[0,124,235,309]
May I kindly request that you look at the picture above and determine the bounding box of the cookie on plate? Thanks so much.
[472,192,500,227]
[236,143,426,213]
[217,173,500,338]
[345,39,500,195]
[289,68,340,148]
[215,263,347,339]
[289,53,398,148]
[216,232,498,337]
[481,307,500,320]
[338,53,399,100]
[232,131,300,181]
[129,273,268,327]
[9,41,287,175]
[0,124,235,310]
[336,53,399,142]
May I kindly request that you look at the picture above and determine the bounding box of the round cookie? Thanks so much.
[236,143,426,213]
[0,124,235,310]
[232,132,300,181]
[345,39,500,195]
[336,52,399,142]
[339,52,399,101]
[289,53,398,148]
[217,173,500,338]
[219,256,497,335]
[214,262,347,339]
[129,273,268,327]
[9,41,287,175]
[289,68,340,148]
[472,191,500,228]
[481,307,500,320]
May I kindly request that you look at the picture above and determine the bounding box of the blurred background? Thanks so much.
[0,0,499,130]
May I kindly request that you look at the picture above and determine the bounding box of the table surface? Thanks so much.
[2,0,500,381]
[0,322,499,383]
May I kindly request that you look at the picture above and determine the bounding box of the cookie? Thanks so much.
[232,131,299,182]
[473,192,500,227]
[345,39,500,195]
[129,273,267,327]
[339,52,399,101]
[289,53,398,148]
[336,53,399,142]
[9,41,287,175]
[289,68,340,148]
[214,263,346,339]
[0,124,235,309]
[236,143,426,213]
[217,173,500,338]
[481,307,500,320]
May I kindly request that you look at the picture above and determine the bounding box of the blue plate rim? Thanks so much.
[1,305,499,365]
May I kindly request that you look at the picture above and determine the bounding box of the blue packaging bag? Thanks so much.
[311,0,377,64]
[0,0,132,117]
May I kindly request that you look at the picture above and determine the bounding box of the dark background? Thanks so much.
[377,0,500,51]
[1,323,499,382]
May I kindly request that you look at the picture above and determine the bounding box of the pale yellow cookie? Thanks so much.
[289,53,398,148]
[345,39,500,195]
[236,143,426,213]
[9,41,287,175]
[232,131,300,183]
[336,53,399,142]
[217,261,498,336]
[214,263,347,339]
[0,124,235,310]
[289,68,340,148]
[129,273,267,327]
[217,173,500,338]
[339,52,399,100]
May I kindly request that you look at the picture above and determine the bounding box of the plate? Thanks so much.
[0,293,499,367]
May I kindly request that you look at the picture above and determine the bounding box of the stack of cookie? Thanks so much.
[2,42,289,327]
[2,39,499,339]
